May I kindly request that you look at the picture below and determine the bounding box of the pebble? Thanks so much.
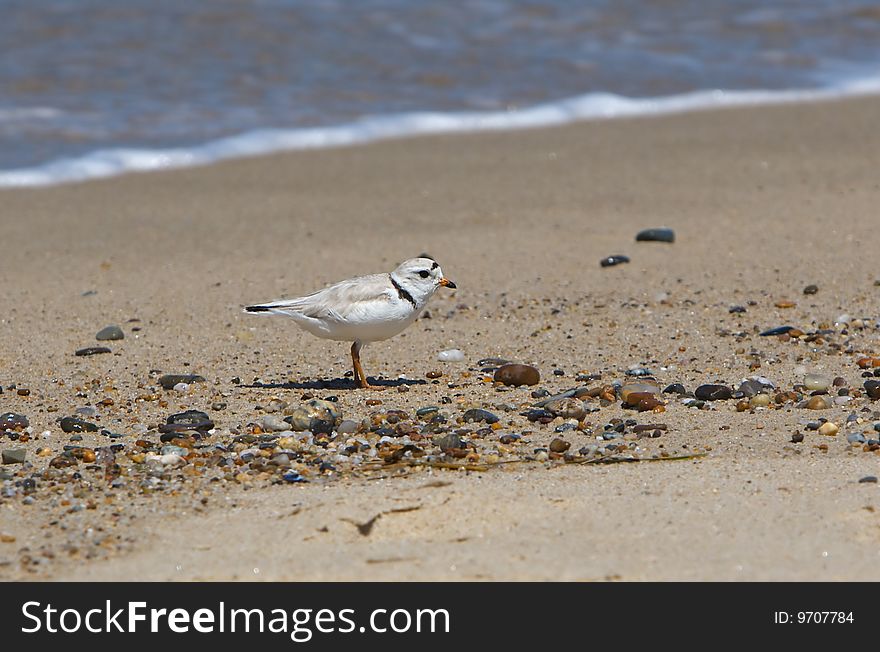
[662,383,686,395]
[96,325,124,341]
[285,399,341,434]
[494,363,540,387]
[803,374,832,392]
[803,284,818,295]
[635,227,675,243]
[729,305,747,314]
[462,409,499,424]
[261,415,290,432]
[549,438,570,453]
[436,433,463,452]
[864,380,880,400]
[0,413,29,431]
[337,420,359,434]
[543,398,586,421]
[620,383,659,405]
[437,349,465,362]
[75,346,112,356]
[858,476,878,484]
[625,367,653,377]
[282,471,307,483]
[159,374,206,390]
[846,433,866,444]
[173,383,189,393]
[60,416,99,433]
[1,449,26,464]
[817,422,839,437]
[694,384,733,401]
[759,326,795,337]
[600,254,630,267]
[805,396,832,410]
[166,410,214,432]
[749,394,771,408]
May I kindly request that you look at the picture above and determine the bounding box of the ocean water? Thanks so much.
[2,0,880,186]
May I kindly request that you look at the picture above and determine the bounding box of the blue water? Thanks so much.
[2,0,880,185]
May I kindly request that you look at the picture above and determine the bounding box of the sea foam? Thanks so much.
[2,76,879,188]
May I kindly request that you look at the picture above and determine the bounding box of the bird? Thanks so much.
[244,256,456,389]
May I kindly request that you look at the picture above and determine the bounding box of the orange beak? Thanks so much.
[439,277,457,289]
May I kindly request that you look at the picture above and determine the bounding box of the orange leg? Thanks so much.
[350,341,376,390]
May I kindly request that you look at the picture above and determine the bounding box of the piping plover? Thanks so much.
[245,257,456,389]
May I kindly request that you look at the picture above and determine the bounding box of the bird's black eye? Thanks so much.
[418,270,430,278]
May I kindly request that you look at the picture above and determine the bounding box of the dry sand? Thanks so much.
[1,97,880,581]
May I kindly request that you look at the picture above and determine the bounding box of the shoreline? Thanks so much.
[3,78,880,188]
[2,96,880,581]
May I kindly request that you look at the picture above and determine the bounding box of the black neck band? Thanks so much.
[390,275,417,308]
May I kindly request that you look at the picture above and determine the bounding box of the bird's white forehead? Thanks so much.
[397,257,442,273]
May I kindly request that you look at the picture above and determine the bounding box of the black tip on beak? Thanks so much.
[440,278,456,289]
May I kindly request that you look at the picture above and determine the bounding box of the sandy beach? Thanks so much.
[1,96,880,581]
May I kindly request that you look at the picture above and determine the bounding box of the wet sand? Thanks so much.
[1,96,880,580]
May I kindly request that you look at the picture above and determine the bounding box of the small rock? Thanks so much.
[803,284,818,295]
[0,413,29,431]
[858,476,878,484]
[462,409,499,424]
[790,432,804,443]
[694,384,733,401]
[494,363,540,387]
[1,449,26,464]
[804,374,831,392]
[662,383,686,395]
[166,410,214,432]
[759,326,795,337]
[846,433,866,444]
[729,305,747,314]
[158,374,206,390]
[437,349,465,362]
[818,422,839,437]
[549,438,570,453]
[635,227,675,243]
[282,471,307,483]
[337,420,359,434]
[436,433,463,452]
[60,416,99,433]
[75,346,112,356]
[261,415,289,432]
[543,398,586,421]
[749,394,771,408]
[805,396,832,410]
[864,380,880,400]
[285,399,342,434]
[600,254,630,268]
[96,325,124,341]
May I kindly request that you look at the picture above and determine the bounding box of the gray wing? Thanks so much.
[245,273,394,322]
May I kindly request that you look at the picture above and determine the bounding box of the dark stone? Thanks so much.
[694,384,733,401]
[158,374,206,390]
[803,284,818,295]
[60,416,99,433]
[521,408,555,424]
[600,254,630,268]
[635,228,675,243]
[436,433,463,452]
[282,471,307,483]
[858,476,878,484]
[166,410,214,432]
[865,380,880,400]
[75,346,112,356]
[759,326,795,337]
[462,409,499,424]
[96,325,124,341]
[728,305,747,314]
[662,383,687,395]
[494,363,540,387]
[791,432,804,443]
[625,368,652,377]
[0,413,29,431]
[499,433,521,444]
[737,380,768,397]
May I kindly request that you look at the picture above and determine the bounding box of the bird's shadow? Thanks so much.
[243,376,428,391]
